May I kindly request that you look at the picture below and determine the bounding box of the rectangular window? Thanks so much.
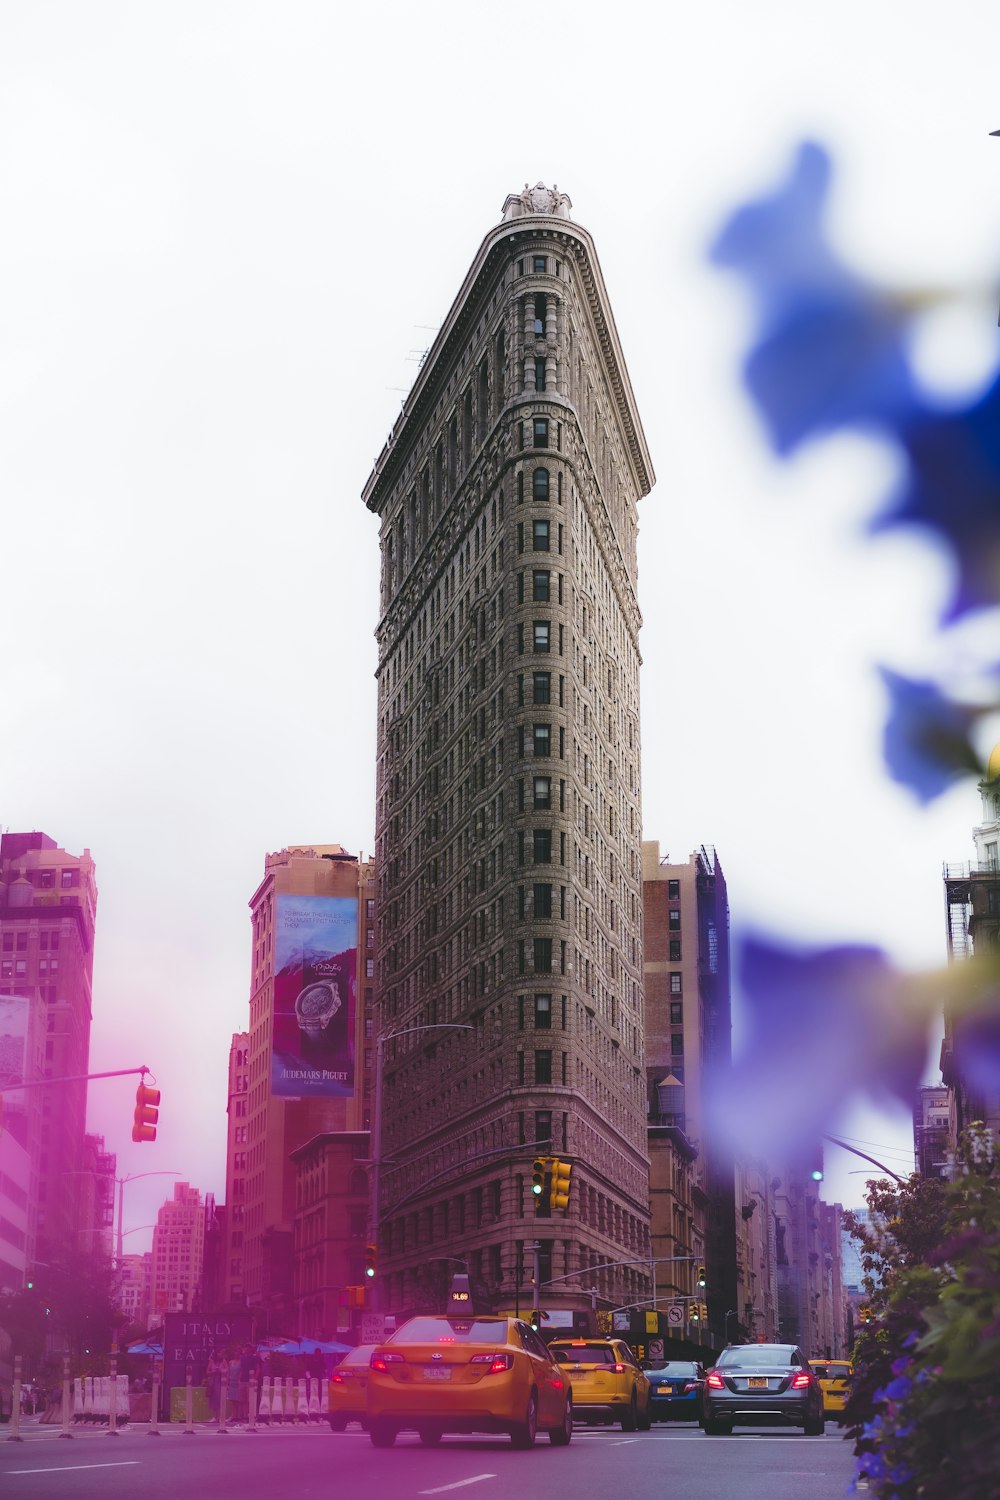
[533,883,552,917]
[532,570,550,602]
[671,1034,684,1057]
[533,829,552,864]
[668,909,681,930]
[532,519,550,551]
[535,1050,552,1084]
[533,418,548,448]
[533,621,550,652]
[533,774,551,807]
[535,1110,552,1143]
[60,869,76,888]
[669,972,682,995]
[366,958,375,977]
[533,256,547,274]
[667,880,680,899]
[534,356,546,390]
[532,671,550,704]
[533,724,550,757]
[669,940,681,962]
[534,936,552,971]
[670,1002,683,1024]
[534,993,552,1028]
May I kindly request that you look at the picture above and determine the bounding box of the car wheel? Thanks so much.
[804,1412,826,1436]
[327,1414,347,1432]
[511,1390,538,1448]
[369,1419,396,1448]
[636,1397,652,1432]
[549,1394,573,1446]
[418,1426,443,1446]
[621,1392,638,1432]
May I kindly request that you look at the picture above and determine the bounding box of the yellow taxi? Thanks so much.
[328,1343,377,1430]
[548,1337,652,1430]
[809,1358,853,1417]
[366,1314,573,1448]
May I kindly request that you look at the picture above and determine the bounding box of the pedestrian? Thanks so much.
[226,1350,240,1424]
[238,1343,260,1423]
[205,1352,223,1422]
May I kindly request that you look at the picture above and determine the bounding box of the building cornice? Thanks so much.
[363,213,654,515]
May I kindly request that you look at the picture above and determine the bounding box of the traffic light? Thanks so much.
[529,1308,541,1331]
[807,1143,824,1182]
[364,1244,378,1279]
[696,1263,707,1288]
[132,1081,160,1143]
[549,1157,572,1212]
[687,1301,700,1321]
[531,1155,551,1210]
[859,1306,873,1326]
[699,1302,708,1323]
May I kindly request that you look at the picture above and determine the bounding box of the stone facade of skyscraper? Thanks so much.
[0,831,98,1268]
[364,185,655,1317]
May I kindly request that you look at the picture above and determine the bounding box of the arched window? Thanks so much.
[532,468,549,501]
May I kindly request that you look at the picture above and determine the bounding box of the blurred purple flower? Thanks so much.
[706,934,929,1159]
[876,374,1000,621]
[879,667,981,803]
[950,1005,1000,1099]
[709,142,915,454]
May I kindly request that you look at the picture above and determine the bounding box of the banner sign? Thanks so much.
[272,895,357,1097]
[163,1313,252,1396]
[0,993,28,1088]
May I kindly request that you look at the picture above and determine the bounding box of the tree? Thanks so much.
[845,1128,1000,1499]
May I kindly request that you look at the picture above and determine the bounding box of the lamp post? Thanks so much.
[115,1172,181,1263]
[369,1023,473,1311]
[724,1308,738,1343]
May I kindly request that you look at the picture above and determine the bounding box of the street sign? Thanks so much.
[361,1313,387,1343]
[666,1304,684,1326]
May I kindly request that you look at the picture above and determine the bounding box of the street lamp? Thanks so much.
[369,1023,474,1310]
[115,1172,181,1263]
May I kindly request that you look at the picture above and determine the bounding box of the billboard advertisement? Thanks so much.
[272,894,357,1097]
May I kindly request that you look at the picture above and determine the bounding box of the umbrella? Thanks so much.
[127,1341,163,1355]
[263,1338,353,1356]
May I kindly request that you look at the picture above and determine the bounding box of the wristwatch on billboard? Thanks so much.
[294,981,342,1040]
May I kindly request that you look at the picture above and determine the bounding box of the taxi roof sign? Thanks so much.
[447,1273,473,1315]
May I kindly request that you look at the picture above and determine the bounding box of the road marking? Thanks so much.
[6,1461,141,1475]
[419,1477,497,1495]
[606,1439,638,1446]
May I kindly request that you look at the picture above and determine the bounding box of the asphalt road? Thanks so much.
[1,1418,858,1500]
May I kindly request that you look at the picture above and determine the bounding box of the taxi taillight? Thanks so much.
[471,1352,514,1374]
[370,1351,404,1372]
[614,1363,627,1374]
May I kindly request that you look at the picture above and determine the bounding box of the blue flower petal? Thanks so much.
[706,935,927,1158]
[710,142,915,453]
[879,667,979,803]
[875,373,1000,620]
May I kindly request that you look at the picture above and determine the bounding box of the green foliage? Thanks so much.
[845,1127,1000,1500]
[0,1243,119,1373]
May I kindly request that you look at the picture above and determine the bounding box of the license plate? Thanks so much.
[423,1367,451,1380]
[747,1377,769,1389]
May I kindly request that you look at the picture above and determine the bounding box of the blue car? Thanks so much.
[642,1360,705,1423]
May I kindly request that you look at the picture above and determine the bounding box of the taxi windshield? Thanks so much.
[552,1345,618,1364]
[390,1317,507,1344]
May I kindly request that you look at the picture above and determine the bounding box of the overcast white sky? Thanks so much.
[3,2,998,1245]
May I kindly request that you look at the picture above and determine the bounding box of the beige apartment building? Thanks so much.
[643,841,736,1348]
[150,1181,205,1316]
[364,184,655,1316]
[243,845,375,1326]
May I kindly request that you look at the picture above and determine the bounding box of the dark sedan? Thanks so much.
[642,1360,704,1423]
[702,1344,825,1435]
